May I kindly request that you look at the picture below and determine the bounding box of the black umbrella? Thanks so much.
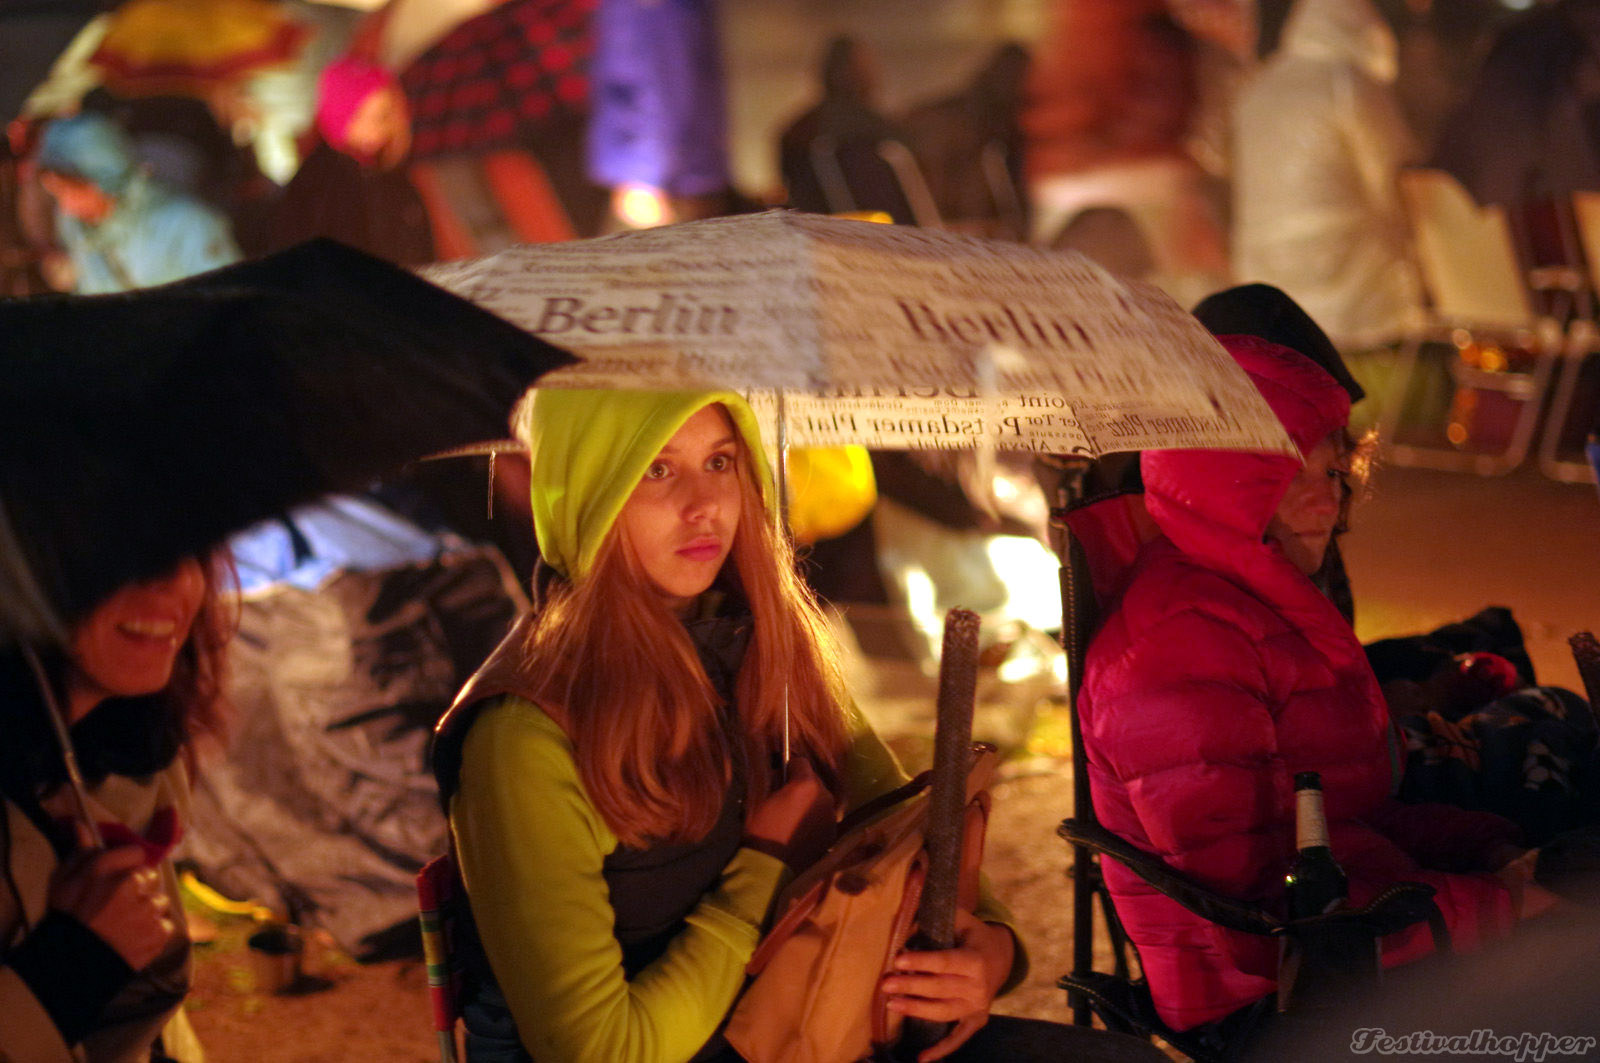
[2,238,572,839]
[0,237,575,641]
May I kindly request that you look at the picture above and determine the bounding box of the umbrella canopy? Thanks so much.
[0,238,575,643]
[423,211,1295,457]
[398,0,592,160]
[88,0,309,99]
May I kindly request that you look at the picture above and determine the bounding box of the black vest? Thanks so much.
[431,605,755,1062]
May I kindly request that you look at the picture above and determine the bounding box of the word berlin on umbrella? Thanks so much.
[524,291,1105,356]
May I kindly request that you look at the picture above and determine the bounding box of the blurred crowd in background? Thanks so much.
[12,0,1598,502]
[0,0,1572,314]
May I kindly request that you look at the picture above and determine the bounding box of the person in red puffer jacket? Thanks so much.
[1079,335,1550,1032]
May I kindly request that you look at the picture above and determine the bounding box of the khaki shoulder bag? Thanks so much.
[724,744,998,1063]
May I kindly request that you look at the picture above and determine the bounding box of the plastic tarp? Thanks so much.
[180,501,527,953]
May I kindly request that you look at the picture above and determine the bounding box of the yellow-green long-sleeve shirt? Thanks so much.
[450,695,1020,1063]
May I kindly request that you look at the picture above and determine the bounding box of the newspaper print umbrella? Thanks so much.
[399,0,592,160]
[422,210,1295,459]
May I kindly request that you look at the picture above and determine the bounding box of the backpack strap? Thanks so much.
[429,616,543,808]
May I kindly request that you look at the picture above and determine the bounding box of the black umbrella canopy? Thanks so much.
[0,238,575,640]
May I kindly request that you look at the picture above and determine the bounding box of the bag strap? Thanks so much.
[430,617,540,807]
[837,743,999,834]
[745,747,998,976]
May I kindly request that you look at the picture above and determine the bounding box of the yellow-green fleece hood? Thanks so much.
[517,390,774,579]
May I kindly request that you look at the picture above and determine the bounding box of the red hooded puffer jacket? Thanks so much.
[1079,336,1517,1031]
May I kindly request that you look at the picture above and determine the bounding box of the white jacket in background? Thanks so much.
[1231,0,1422,347]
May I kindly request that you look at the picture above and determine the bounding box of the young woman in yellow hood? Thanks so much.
[432,389,1021,1063]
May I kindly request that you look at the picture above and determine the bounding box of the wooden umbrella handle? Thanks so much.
[899,607,981,1057]
[918,607,981,948]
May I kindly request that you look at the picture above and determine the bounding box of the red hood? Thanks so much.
[1142,334,1349,559]
[1140,335,1353,658]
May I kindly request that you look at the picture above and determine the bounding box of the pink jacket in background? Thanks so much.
[1079,336,1517,1031]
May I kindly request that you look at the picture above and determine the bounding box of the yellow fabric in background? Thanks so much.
[91,0,308,97]
[785,445,876,545]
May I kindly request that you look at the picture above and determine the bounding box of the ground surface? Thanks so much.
[182,755,1086,1063]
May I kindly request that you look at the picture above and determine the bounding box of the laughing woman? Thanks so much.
[1,557,229,1063]
[431,390,1023,1063]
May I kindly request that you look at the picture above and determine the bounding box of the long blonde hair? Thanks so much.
[521,431,850,847]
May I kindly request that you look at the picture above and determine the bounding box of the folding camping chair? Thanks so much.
[1535,191,1600,483]
[1379,169,1566,475]
[805,134,944,229]
[1042,456,1449,1062]
[976,139,1028,243]
[417,852,463,1063]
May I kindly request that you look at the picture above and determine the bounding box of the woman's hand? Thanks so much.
[48,837,175,972]
[744,757,835,871]
[883,910,1016,1062]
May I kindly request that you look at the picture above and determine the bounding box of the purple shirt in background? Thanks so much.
[586,0,730,197]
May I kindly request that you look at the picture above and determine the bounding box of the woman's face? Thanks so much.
[615,405,744,613]
[66,558,206,721]
[39,171,115,223]
[343,86,411,166]
[1266,433,1347,576]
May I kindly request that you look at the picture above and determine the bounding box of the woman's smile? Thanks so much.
[114,617,182,642]
[66,558,206,721]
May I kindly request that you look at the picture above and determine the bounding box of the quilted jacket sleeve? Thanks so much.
[1088,600,1515,972]
[1089,603,1292,901]
[1363,798,1521,873]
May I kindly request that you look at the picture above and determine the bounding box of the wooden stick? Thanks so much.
[1567,631,1600,726]
[899,607,981,1057]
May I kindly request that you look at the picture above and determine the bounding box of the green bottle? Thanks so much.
[1280,771,1377,1012]
[1287,772,1347,919]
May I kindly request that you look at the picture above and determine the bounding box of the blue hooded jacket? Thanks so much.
[37,112,241,293]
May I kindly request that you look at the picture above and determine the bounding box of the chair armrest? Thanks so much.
[1058,818,1446,947]
[1058,818,1282,936]
[1284,881,1444,945]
